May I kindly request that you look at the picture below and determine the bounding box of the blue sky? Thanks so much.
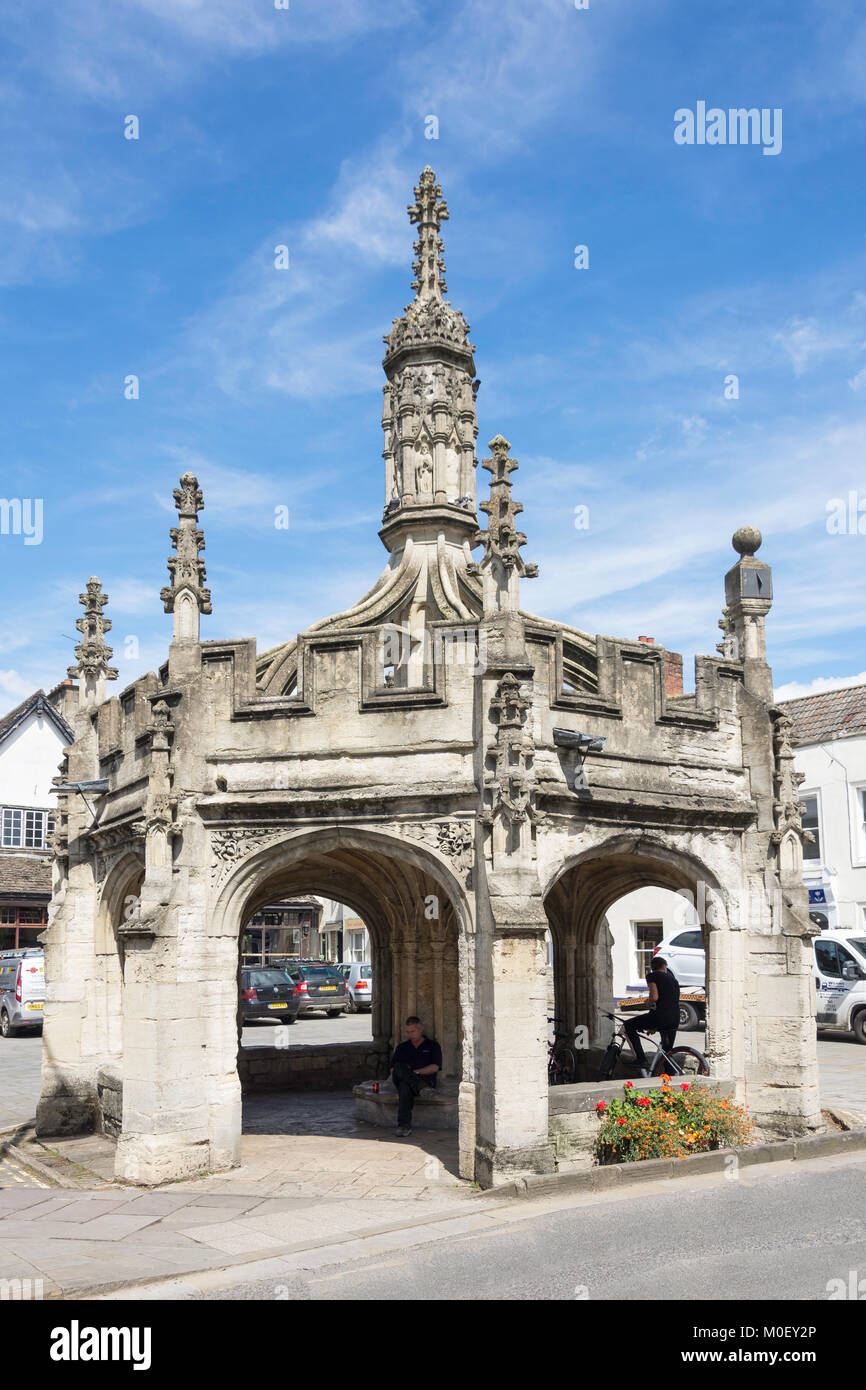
[1,0,865,705]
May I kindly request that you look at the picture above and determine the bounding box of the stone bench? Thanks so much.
[353,1077,458,1130]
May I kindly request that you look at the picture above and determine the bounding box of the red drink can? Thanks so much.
[372,1081,379,1093]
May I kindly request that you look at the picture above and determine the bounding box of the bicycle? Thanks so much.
[547,1017,577,1085]
[596,1009,709,1082]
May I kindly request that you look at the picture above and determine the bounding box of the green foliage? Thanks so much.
[595,1078,753,1163]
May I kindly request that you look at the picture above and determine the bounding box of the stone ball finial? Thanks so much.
[732,525,762,557]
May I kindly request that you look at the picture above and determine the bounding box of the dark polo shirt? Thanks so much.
[391,1035,442,1087]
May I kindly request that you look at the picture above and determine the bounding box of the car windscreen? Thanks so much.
[846,939,866,965]
[248,969,293,988]
[301,966,342,979]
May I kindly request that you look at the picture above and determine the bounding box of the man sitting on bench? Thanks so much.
[390,1016,442,1137]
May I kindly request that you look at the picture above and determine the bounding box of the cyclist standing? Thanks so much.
[624,956,680,1075]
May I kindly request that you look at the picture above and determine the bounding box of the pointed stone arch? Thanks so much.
[542,833,732,1068]
[199,823,475,1173]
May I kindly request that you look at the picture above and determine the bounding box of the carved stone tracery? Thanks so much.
[400,819,474,881]
[482,672,542,827]
[769,707,813,848]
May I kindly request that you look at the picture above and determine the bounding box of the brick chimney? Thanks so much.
[636,636,683,695]
[664,650,683,696]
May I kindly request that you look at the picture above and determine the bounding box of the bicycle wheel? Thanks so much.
[660,1046,709,1077]
[596,1044,619,1082]
[555,1047,576,1085]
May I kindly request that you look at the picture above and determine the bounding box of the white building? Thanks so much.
[317,898,370,962]
[604,680,866,994]
[0,685,74,951]
[605,886,690,999]
[780,682,866,933]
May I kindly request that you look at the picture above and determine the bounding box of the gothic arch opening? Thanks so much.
[210,828,469,1151]
[93,854,142,1064]
[543,839,724,1078]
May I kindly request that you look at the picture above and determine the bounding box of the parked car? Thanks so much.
[653,930,705,989]
[283,962,348,1017]
[339,962,373,1012]
[240,966,301,1025]
[813,929,866,1043]
[0,948,45,1037]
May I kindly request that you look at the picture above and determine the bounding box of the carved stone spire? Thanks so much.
[380,170,479,546]
[408,166,449,302]
[474,435,538,622]
[67,576,118,708]
[161,472,212,645]
[769,706,813,882]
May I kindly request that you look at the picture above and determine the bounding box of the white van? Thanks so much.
[812,930,866,1044]
[0,947,45,1036]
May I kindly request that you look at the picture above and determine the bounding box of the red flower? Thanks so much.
[596,1101,606,1113]
[636,1097,650,1108]
[616,1117,627,1125]
[624,1081,634,1089]
[681,1083,690,1092]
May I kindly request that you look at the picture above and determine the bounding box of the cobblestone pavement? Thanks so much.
[0,1151,51,1190]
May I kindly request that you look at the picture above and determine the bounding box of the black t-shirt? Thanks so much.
[647,970,680,1027]
[391,1036,442,1087]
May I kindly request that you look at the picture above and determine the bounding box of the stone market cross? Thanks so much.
[38,168,821,1187]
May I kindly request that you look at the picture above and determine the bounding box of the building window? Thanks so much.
[801,794,821,862]
[1,807,54,850]
[0,906,47,949]
[633,921,663,981]
[854,788,866,864]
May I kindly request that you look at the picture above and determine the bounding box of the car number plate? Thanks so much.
[319,986,337,992]
[27,1002,44,1010]
[268,1003,288,1010]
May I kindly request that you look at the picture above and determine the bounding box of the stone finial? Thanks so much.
[769,706,815,878]
[67,577,118,688]
[475,436,538,579]
[732,525,762,556]
[161,472,212,643]
[408,167,449,302]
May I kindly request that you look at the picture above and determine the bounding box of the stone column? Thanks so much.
[404,931,418,1019]
[431,938,445,1070]
[391,940,404,1045]
[474,887,555,1187]
[114,933,212,1185]
[38,578,118,1138]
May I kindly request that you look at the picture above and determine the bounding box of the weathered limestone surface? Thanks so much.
[38,170,822,1189]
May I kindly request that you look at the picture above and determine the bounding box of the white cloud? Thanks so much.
[774,671,866,700]
[0,670,34,704]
